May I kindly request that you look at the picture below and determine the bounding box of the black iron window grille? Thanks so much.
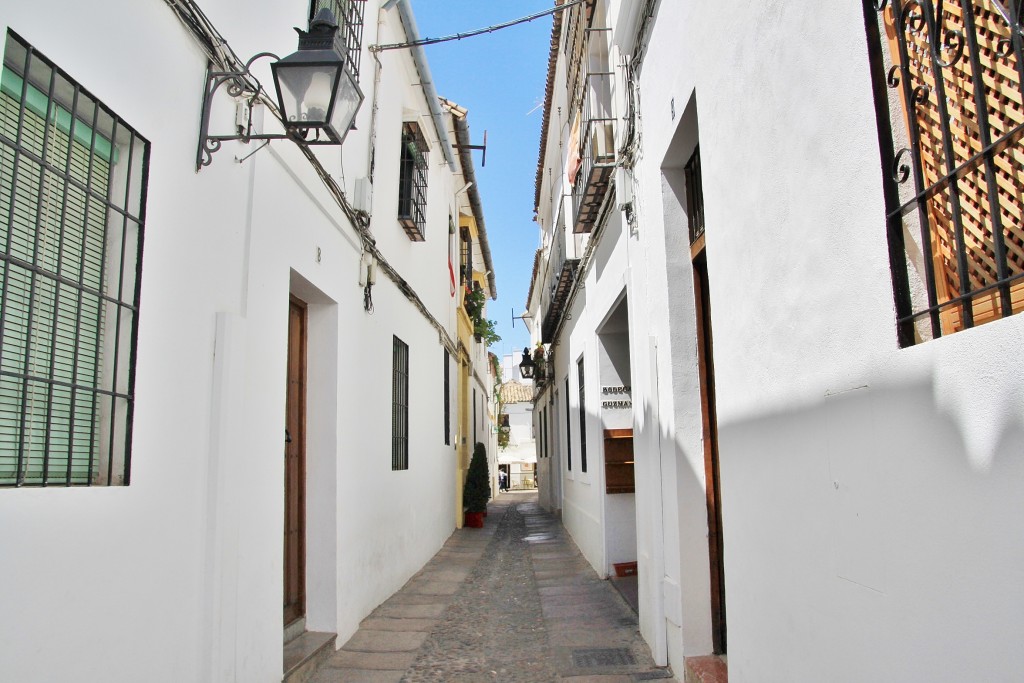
[398,122,428,241]
[577,356,587,472]
[0,32,147,487]
[685,146,705,245]
[864,0,1024,345]
[541,404,548,459]
[565,377,572,471]
[443,348,450,446]
[461,225,473,288]
[310,0,367,82]
[392,336,408,470]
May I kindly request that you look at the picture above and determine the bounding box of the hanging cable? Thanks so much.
[369,0,586,52]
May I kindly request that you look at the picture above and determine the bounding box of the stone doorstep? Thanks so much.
[684,655,728,683]
[283,631,336,683]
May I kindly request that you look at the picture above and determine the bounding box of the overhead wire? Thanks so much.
[369,0,586,52]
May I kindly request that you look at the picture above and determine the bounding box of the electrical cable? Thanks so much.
[369,0,586,52]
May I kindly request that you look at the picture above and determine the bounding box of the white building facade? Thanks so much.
[497,378,537,491]
[0,1,493,681]
[528,1,1024,681]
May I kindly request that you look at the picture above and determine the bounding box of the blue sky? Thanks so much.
[410,1,554,363]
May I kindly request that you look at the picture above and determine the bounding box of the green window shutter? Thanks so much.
[0,67,107,485]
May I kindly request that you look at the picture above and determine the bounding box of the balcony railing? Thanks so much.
[572,68,616,233]
[540,222,579,343]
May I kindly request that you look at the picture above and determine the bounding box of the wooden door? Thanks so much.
[284,297,307,627]
[693,250,726,654]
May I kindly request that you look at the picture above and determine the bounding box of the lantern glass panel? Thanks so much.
[329,69,361,141]
[275,63,340,126]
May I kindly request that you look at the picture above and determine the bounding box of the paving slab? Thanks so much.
[341,629,430,652]
[357,617,438,633]
[322,650,418,670]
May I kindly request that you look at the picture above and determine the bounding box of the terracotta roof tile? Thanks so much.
[499,380,534,404]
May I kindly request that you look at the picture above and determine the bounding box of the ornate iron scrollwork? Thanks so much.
[195,52,284,171]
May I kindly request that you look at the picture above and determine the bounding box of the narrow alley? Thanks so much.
[300,492,676,683]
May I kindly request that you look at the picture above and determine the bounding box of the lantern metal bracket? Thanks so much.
[196,52,338,172]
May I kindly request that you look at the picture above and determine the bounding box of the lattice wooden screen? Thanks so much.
[883,0,1024,336]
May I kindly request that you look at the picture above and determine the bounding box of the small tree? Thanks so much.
[464,441,491,513]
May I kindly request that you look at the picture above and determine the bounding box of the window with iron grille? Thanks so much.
[541,404,547,459]
[398,122,428,241]
[461,226,473,285]
[443,348,450,446]
[577,356,587,472]
[685,146,705,246]
[392,336,408,470]
[309,0,367,82]
[0,32,147,487]
[565,377,572,471]
[863,0,1024,345]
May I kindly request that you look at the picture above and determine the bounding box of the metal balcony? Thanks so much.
[572,69,616,234]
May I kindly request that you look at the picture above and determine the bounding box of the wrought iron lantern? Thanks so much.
[518,347,537,380]
[272,9,362,143]
[196,8,363,170]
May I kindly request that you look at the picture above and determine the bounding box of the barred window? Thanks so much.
[443,348,450,446]
[0,32,147,487]
[565,377,572,471]
[309,0,367,82]
[864,0,1024,345]
[398,122,428,241]
[392,336,408,470]
[685,146,705,246]
[577,356,587,472]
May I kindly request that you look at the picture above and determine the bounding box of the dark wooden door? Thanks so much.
[284,297,307,627]
[693,250,726,654]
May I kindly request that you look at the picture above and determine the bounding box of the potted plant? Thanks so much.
[464,284,485,320]
[473,317,501,346]
[463,441,491,528]
[532,344,546,381]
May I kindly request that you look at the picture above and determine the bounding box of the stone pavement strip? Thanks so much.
[311,491,677,683]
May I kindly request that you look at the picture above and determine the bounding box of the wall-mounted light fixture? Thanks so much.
[196,9,363,171]
[519,347,537,380]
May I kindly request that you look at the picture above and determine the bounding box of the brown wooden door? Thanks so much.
[693,250,726,654]
[284,297,307,627]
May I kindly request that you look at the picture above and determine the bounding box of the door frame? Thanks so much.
[284,295,308,630]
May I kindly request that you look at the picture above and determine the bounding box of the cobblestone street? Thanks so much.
[311,492,676,683]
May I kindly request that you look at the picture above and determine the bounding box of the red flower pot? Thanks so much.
[465,511,485,528]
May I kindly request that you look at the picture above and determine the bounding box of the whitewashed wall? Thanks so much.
[611,0,1024,680]
[0,1,465,681]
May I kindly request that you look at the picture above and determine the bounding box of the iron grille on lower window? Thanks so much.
[392,336,408,470]
[685,146,705,245]
[863,0,1024,345]
[565,377,572,471]
[0,32,147,487]
[398,122,428,241]
[443,348,450,446]
[578,356,587,472]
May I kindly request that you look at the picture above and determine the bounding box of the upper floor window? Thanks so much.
[0,32,148,487]
[398,122,428,241]
[864,0,1024,345]
[309,0,367,82]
